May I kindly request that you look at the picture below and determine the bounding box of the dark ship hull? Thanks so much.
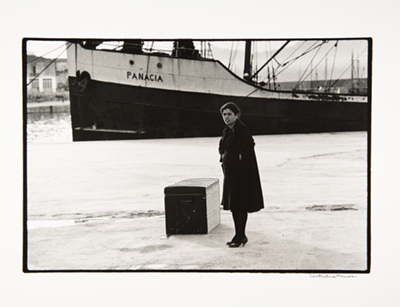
[67,41,369,141]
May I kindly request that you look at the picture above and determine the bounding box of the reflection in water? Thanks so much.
[27,112,72,143]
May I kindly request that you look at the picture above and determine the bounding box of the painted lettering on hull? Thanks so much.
[127,71,163,82]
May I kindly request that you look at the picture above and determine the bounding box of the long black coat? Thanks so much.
[219,119,264,212]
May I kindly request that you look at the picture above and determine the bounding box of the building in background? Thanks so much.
[27,55,69,102]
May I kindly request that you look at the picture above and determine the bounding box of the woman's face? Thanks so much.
[222,108,238,128]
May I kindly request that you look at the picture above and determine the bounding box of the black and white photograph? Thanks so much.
[24,38,371,272]
[2,0,400,306]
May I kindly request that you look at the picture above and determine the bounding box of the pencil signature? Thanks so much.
[309,274,357,279]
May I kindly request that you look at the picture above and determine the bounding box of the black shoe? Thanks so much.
[229,236,248,248]
[226,236,237,245]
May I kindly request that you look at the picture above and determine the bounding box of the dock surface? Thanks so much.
[26,132,368,271]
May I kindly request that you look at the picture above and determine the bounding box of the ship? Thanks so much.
[66,39,370,141]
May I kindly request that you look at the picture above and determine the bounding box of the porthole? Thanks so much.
[130,60,134,65]
[157,63,162,68]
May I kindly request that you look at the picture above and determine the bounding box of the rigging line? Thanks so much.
[234,87,261,104]
[327,66,351,90]
[294,41,338,89]
[327,46,368,91]
[27,42,72,86]
[264,41,272,81]
[278,41,323,70]
[228,41,234,69]
[268,42,275,84]
[303,41,338,83]
[264,41,270,63]
[27,43,68,63]
[231,42,239,70]
[261,41,277,85]
[280,41,307,66]
[263,40,322,83]
[276,40,324,73]
[361,67,366,79]
[294,43,325,89]
[265,56,293,85]
[250,40,290,79]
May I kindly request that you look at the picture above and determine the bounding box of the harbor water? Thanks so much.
[27,104,72,144]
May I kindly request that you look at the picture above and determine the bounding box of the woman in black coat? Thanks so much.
[219,102,264,247]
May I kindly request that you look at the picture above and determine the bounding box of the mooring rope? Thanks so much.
[27,42,72,86]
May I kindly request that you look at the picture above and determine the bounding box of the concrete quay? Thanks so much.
[27,100,70,113]
[26,132,369,272]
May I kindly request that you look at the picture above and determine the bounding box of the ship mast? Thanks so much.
[325,57,328,90]
[351,51,354,93]
[243,40,252,82]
